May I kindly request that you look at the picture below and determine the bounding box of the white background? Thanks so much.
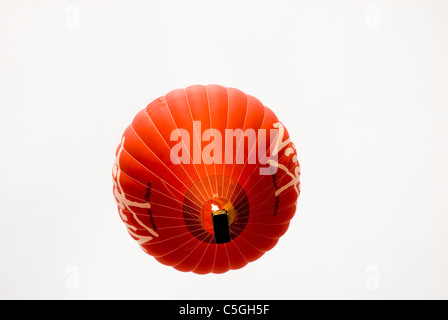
[0,0,447,299]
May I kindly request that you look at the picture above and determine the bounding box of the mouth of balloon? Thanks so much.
[200,197,235,235]
[182,175,250,244]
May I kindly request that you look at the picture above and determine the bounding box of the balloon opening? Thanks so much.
[200,197,235,236]
[182,175,250,244]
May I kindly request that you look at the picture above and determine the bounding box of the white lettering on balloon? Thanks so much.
[113,137,159,249]
[267,123,301,198]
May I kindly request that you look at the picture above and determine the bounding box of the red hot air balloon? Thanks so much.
[112,85,301,274]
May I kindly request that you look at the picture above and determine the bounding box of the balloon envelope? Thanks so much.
[112,85,301,274]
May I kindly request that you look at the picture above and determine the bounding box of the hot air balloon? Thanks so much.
[112,85,300,274]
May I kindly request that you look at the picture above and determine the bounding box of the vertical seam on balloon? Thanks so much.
[224,91,249,200]
[222,86,230,196]
[204,85,219,195]
[163,94,211,204]
[211,241,218,273]
[184,87,215,200]
[183,87,215,201]
[222,243,231,273]
[227,100,268,205]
